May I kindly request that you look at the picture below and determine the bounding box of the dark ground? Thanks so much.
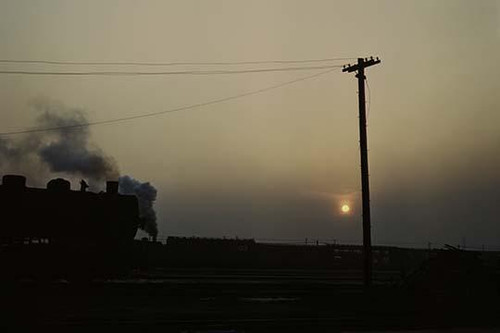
[1,241,499,332]
[1,268,499,332]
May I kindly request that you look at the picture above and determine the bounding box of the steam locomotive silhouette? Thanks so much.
[0,174,141,246]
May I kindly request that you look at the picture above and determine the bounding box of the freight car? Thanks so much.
[0,174,140,246]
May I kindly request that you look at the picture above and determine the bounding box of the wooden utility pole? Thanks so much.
[342,57,380,288]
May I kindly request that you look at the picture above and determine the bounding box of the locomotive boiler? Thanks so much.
[0,174,141,246]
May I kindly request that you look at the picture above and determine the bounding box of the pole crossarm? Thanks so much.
[342,56,381,73]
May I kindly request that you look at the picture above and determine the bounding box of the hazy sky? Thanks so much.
[0,0,499,248]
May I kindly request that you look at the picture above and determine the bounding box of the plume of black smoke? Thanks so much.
[0,130,50,186]
[119,175,158,239]
[0,99,159,238]
[35,101,119,183]
[0,100,119,186]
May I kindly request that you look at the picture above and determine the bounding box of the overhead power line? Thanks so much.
[0,64,343,76]
[0,57,357,66]
[0,68,338,136]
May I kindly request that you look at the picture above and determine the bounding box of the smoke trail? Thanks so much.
[0,100,119,186]
[35,100,119,182]
[119,175,158,239]
[0,99,159,238]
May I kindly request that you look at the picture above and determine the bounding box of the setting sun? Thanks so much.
[341,204,350,214]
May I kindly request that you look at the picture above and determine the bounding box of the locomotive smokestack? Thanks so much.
[2,175,26,190]
[106,181,119,194]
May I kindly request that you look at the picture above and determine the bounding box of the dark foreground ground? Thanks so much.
[1,267,499,332]
[1,240,499,332]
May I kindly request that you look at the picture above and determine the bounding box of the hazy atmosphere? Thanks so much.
[0,0,499,248]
